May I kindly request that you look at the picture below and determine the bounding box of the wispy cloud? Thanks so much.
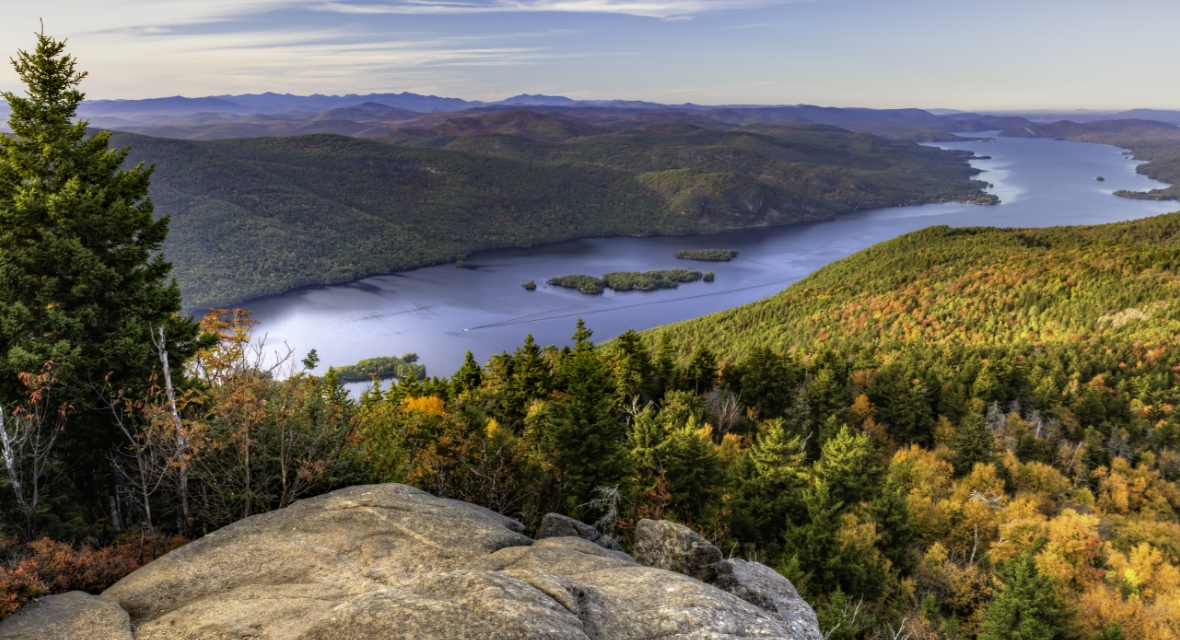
[314,0,791,19]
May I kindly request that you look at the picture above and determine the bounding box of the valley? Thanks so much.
[244,133,1176,379]
[115,114,993,309]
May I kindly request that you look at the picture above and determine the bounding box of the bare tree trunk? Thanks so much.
[0,406,33,539]
[154,326,191,535]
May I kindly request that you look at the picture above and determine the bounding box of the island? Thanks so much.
[548,269,703,294]
[675,249,739,262]
[333,353,426,382]
[522,280,537,290]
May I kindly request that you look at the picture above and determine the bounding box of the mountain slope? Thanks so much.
[647,211,1180,360]
[111,121,991,309]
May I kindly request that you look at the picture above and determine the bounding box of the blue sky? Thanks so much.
[3,0,1179,109]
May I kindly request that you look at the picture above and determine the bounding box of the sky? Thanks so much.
[1,0,1178,110]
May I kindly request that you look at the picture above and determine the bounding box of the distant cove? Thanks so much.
[246,135,1179,381]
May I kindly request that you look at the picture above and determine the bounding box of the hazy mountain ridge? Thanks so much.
[71,90,1058,141]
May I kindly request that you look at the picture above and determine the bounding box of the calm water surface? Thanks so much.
[246,135,1177,380]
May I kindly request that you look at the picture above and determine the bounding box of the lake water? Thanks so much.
[246,134,1177,381]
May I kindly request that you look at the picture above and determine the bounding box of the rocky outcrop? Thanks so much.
[728,560,823,640]
[535,512,624,552]
[632,518,822,640]
[0,484,820,638]
[0,591,133,640]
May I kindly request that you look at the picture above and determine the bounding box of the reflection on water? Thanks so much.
[245,134,1177,380]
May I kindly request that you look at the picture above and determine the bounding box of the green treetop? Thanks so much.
[0,33,200,456]
[979,554,1073,640]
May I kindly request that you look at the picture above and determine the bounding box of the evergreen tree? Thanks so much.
[1081,426,1110,472]
[572,318,593,350]
[867,364,932,446]
[813,424,884,506]
[661,415,720,519]
[627,406,666,492]
[869,479,917,576]
[546,324,629,514]
[979,554,1072,640]
[727,418,807,549]
[948,410,996,477]
[804,365,848,433]
[497,334,550,428]
[784,479,844,594]
[606,328,655,409]
[451,350,483,397]
[734,346,798,420]
[0,32,200,506]
[654,331,678,393]
[685,344,717,394]
[784,479,887,597]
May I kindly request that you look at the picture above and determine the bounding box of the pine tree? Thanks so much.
[451,350,483,397]
[606,328,655,409]
[948,410,996,477]
[546,323,629,514]
[735,346,798,420]
[572,318,593,350]
[1081,426,1110,472]
[0,32,200,502]
[654,331,678,392]
[867,364,931,445]
[804,365,848,434]
[979,554,1072,640]
[727,418,807,548]
[661,416,720,519]
[785,477,889,598]
[685,344,717,394]
[628,406,666,492]
[869,479,917,575]
[813,424,884,506]
[784,479,844,593]
[497,334,550,427]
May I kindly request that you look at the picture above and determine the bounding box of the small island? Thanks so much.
[675,249,739,262]
[703,271,715,282]
[522,280,537,290]
[1096,176,1105,182]
[333,353,426,382]
[548,269,703,294]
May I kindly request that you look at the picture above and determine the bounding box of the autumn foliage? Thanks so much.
[0,532,186,619]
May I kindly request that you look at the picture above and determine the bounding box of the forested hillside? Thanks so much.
[649,211,1180,357]
[113,116,993,309]
[628,211,1180,636]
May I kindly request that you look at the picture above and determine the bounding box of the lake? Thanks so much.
[245,134,1177,381]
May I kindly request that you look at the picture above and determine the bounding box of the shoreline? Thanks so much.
[188,192,995,316]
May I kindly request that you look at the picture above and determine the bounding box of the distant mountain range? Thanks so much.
[50,90,1034,141]
[6,89,1179,142]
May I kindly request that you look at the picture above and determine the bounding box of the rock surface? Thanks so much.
[0,591,133,640]
[632,517,727,583]
[729,560,823,640]
[0,483,821,638]
[632,518,822,639]
[535,512,624,552]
